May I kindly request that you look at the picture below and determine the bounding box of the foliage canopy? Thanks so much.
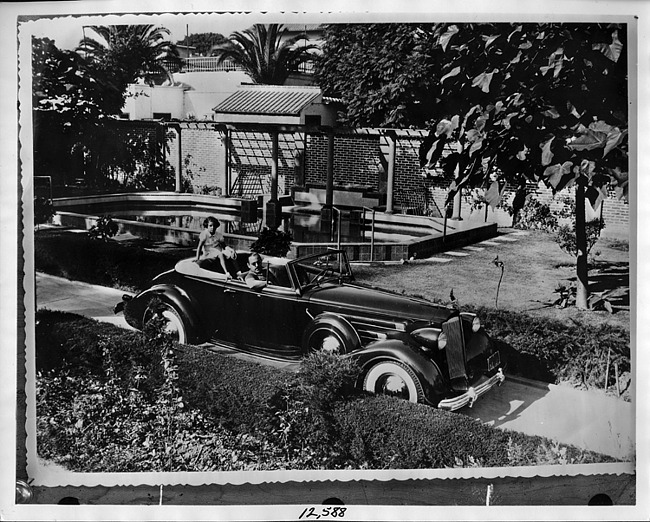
[77,25,179,86]
[176,32,228,56]
[317,22,628,199]
[317,22,629,309]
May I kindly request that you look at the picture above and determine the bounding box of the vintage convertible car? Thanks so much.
[115,249,505,410]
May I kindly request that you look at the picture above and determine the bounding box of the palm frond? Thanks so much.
[212,23,317,84]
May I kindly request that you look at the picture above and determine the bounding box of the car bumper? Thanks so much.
[113,294,132,314]
[437,368,505,411]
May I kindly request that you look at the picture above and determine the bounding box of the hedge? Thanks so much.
[35,310,614,472]
[332,396,605,469]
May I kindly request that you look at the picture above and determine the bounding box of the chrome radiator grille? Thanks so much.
[442,316,467,380]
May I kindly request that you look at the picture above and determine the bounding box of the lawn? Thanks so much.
[352,228,630,331]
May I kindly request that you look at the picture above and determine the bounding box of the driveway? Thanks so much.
[34,272,634,461]
[461,376,634,461]
[35,272,135,330]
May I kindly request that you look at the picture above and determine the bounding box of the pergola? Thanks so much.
[164,121,406,229]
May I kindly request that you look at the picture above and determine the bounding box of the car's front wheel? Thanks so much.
[363,361,424,403]
[143,301,187,344]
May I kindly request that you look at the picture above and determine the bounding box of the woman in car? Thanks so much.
[194,216,231,275]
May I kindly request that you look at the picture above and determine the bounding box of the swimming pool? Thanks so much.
[53,193,425,244]
[51,192,498,261]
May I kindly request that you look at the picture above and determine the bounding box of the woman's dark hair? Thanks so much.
[203,216,220,228]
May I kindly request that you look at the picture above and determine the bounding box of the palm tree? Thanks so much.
[77,25,179,86]
[211,24,317,84]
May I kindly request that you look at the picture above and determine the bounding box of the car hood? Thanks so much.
[305,282,457,325]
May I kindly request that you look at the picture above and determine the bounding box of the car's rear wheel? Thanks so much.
[363,361,424,403]
[143,301,187,344]
[302,315,360,355]
[305,328,347,354]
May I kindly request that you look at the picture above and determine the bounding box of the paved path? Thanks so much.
[393,230,530,265]
[442,230,530,260]
[462,376,634,461]
[35,271,634,460]
[36,273,135,330]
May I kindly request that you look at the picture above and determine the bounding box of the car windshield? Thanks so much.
[291,250,354,289]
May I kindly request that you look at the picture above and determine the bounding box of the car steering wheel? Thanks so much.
[311,266,335,284]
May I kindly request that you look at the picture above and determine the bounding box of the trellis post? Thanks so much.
[385,131,396,214]
[265,130,281,229]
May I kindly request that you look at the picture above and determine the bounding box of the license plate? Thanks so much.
[487,351,501,371]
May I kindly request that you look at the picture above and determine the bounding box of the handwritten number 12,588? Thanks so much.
[299,506,347,519]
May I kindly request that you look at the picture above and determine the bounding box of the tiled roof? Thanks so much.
[213,86,322,116]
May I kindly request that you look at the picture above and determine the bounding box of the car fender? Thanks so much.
[302,312,362,354]
[125,284,202,343]
[352,338,447,406]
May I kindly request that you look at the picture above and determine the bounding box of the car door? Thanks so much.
[182,275,240,344]
[233,274,309,358]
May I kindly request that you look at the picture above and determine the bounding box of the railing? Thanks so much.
[163,57,315,74]
[295,60,316,74]
[164,57,242,73]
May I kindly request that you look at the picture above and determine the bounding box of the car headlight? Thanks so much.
[437,331,448,350]
[411,327,446,351]
[472,316,481,332]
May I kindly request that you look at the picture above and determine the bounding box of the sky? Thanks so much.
[24,11,277,50]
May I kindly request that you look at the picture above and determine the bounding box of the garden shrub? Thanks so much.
[88,215,119,241]
[37,361,285,472]
[36,310,286,472]
[175,345,293,433]
[555,219,605,259]
[34,196,54,228]
[510,196,558,232]
[250,227,293,257]
[36,310,166,397]
[264,352,362,467]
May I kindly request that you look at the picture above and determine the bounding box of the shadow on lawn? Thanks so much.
[530,261,630,314]
[588,262,630,310]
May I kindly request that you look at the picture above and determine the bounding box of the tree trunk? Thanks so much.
[451,164,463,220]
[575,182,589,309]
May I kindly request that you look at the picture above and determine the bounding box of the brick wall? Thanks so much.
[166,127,225,193]
[305,134,382,188]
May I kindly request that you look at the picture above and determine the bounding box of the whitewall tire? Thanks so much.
[363,361,424,403]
